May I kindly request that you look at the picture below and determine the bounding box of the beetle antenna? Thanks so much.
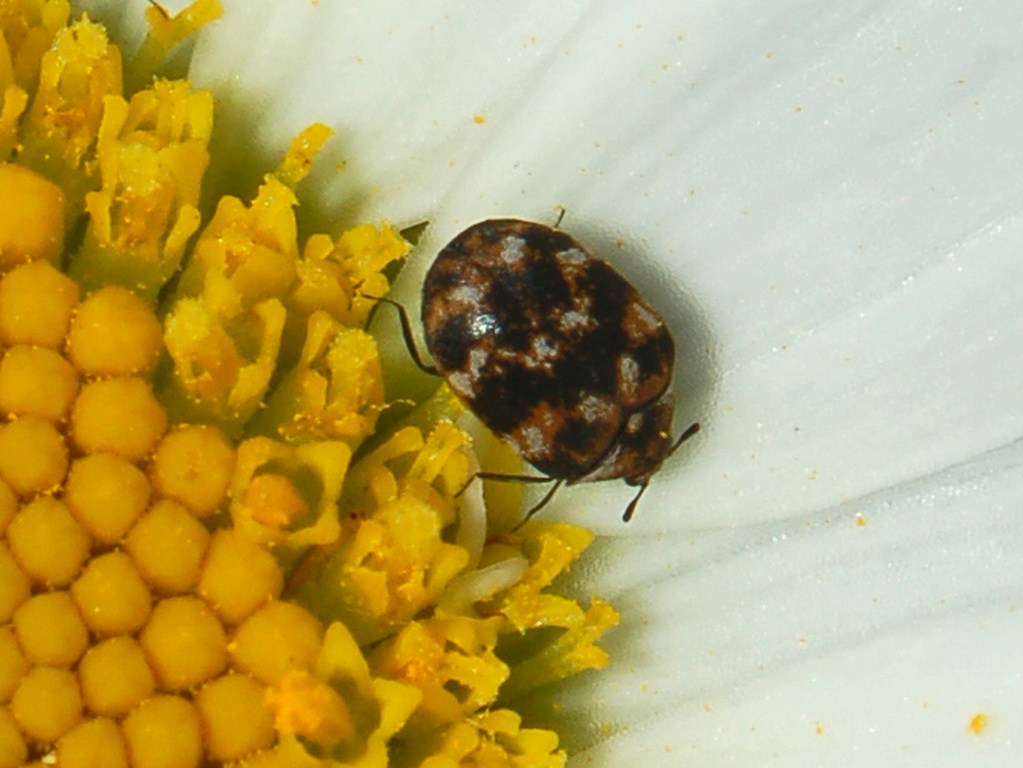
[362,294,439,376]
[553,205,566,229]
[622,482,648,522]
[621,422,700,522]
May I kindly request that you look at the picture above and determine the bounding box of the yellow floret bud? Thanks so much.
[65,285,163,375]
[70,376,167,461]
[0,706,27,768]
[12,591,88,667]
[7,496,89,586]
[0,626,28,703]
[230,600,323,685]
[139,596,227,690]
[10,665,82,743]
[0,543,31,622]
[0,478,16,535]
[0,344,79,420]
[71,551,152,636]
[120,695,202,768]
[77,636,155,717]
[0,258,79,347]
[0,162,65,266]
[196,528,283,625]
[125,499,210,594]
[63,452,151,544]
[149,424,234,516]
[57,717,129,768]
[0,414,68,496]
[194,673,274,761]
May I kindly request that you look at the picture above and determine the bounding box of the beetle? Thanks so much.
[375,217,699,522]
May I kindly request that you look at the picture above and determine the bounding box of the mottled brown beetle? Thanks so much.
[378,217,699,522]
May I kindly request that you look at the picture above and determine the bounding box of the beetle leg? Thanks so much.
[454,470,555,499]
[512,478,565,531]
[362,294,439,376]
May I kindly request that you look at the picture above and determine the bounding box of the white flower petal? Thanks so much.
[543,439,1023,764]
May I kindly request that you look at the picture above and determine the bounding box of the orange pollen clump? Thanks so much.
[267,669,355,746]
[243,472,309,529]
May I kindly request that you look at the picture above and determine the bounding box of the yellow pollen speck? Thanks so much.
[969,712,988,734]
[473,114,487,124]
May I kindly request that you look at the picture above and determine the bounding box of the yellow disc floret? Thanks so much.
[0,706,28,768]
[0,259,79,347]
[12,591,89,667]
[63,452,152,544]
[229,600,324,685]
[0,344,79,420]
[70,376,168,460]
[196,528,283,625]
[10,665,83,743]
[0,415,68,496]
[120,695,202,768]
[57,717,130,768]
[0,543,31,623]
[139,596,227,690]
[124,499,210,594]
[66,285,163,375]
[7,496,89,586]
[71,551,152,636]
[77,636,156,717]
[193,672,275,761]
[0,162,65,267]
[149,424,234,516]
[0,625,29,702]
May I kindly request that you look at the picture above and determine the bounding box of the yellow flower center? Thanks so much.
[0,3,619,767]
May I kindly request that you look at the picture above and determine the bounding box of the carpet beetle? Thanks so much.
[381,217,699,522]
